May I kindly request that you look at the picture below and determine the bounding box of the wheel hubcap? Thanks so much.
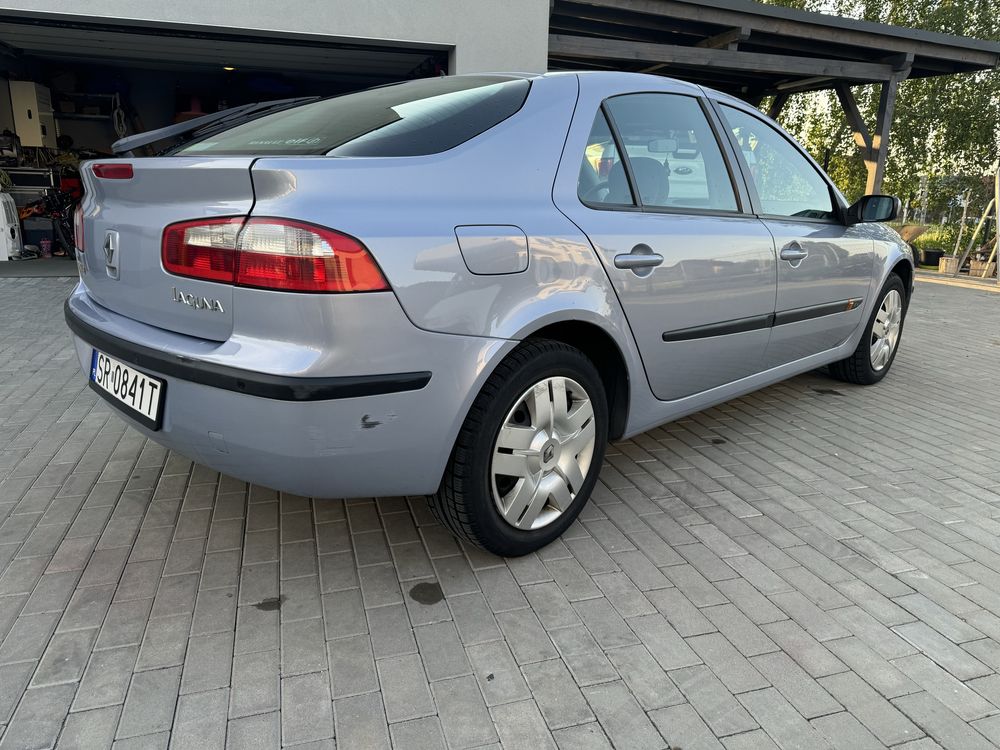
[491,376,596,531]
[870,289,902,371]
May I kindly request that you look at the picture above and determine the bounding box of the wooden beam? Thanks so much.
[696,26,751,50]
[867,74,901,194]
[834,82,873,157]
[548,34,897,80]
[642,24,751,73]
[767,93,789,120]
[565,0,1000,68]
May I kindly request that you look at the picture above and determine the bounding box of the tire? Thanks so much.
[428,339,609,556]
[828,273,907,385]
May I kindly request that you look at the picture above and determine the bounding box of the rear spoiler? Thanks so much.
[111,96,320,156]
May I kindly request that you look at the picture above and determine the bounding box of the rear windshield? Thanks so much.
[175,76,530,157]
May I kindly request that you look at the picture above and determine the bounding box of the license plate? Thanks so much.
[89,349,165,430]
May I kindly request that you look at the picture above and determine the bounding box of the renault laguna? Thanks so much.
[66,72,911,555]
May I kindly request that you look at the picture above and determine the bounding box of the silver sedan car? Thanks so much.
[66,72,912,555]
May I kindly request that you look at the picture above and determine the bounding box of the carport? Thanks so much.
[549,0,1000,193]
[0,13,449,156]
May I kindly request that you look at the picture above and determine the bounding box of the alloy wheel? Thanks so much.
[870,288,902,371]
[490,376,596,530]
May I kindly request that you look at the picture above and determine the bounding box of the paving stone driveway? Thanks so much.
[1,276,1000,750]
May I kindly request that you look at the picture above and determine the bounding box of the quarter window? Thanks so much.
[720,105,836,220]
[578,110,634,206]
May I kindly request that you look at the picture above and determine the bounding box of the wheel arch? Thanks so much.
[522,320,630,440]
[891,257,914,303]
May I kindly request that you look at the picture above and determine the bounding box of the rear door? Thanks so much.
[79,157,256,341]
[555,84,777,402]
[715,103,874,367]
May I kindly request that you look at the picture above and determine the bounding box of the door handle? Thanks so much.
[779,244,809,263]
[614,244,663,276]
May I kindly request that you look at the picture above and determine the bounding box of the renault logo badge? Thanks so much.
[103,231,119,280]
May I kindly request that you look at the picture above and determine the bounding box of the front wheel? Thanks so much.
[829,273,907,385]
[428,339,608,556]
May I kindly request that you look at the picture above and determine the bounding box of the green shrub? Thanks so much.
[911,224,960,253]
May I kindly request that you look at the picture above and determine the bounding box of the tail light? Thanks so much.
[161,216,389,293]
[73,204,86,253]
[92,163,134,179]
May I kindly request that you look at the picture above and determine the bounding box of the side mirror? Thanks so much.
[846,194,900,225]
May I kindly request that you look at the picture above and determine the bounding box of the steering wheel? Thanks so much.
[582,181,609,202]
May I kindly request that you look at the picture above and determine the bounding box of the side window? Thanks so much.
[578,110,634,207]
[720,105,835,220]
[605,93,738,212]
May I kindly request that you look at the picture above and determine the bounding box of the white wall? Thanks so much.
[0,0,551,74]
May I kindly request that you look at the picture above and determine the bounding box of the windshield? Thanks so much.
[174,76,530,157]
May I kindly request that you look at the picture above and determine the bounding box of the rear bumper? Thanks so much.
[66,284,514,497]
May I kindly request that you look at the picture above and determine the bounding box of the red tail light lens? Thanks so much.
[73,205,86,253]
[92,163,134,179]
[161,216,388,293]
[236,219,388,293]
[162,217,242,283]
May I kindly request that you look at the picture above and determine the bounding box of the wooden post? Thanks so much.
[867,74,901,195]
[953,189,971,256]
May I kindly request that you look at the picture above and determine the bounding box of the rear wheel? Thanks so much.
[429,339,608,556]
[829,273,906,385]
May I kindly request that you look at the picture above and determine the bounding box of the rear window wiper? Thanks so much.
[112,96,320,157]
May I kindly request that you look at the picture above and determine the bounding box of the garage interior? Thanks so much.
[0,14,446,267]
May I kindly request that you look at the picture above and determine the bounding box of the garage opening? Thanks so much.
[0,13,447,268]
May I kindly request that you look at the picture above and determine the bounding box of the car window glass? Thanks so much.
[603,93,738,212]
[578,110,634,206]
[720,105,835,220]
[175,76,530,157]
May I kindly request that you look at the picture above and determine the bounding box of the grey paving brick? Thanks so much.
[29,627,97,687]
[377,652,434,722]
[649,703,724,750]
[670,664,758,737]
[552,721,613,750]
[492,699,558,750]
[73,645,138,711]
[280,671,334,746]
[826,636,920,699]
[893,622,992,680]
[761,620,847,678]
[414,620,471,681]
[180,630,233,694]
[548,624,619,686]
[819,671,922,746]
[0,611,59,664]
[893,691,996,750]
[229,649,279,718]
[0,662,35,724]
[750,650,841,720]
[449,592,502,645]
[389,716,447,750]
[432,674,498,748]
[496,609,559,665]
[627,613,701,671]
[893,653,996,722]
[810,710,884,750]
[280,616,327,675]
[687,632,769,694]
[466,640,530,707]
[226,710,280,750]
[172,688,229,750]
[522,658,595,730]
[0,683,75,750]
[367,602,417,658]
[583,679,667,749]
[703,603,778,657]
[135,613,190,670]
[606,644,685,710]
[328,632,378,697]
[56,705,121,750]
[116,666,182,739]
[739,687,835,750]
[321,587,367,640]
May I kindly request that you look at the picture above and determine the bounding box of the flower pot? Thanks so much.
[937,255,959,274]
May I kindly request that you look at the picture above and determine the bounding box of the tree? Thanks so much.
[760,0,1000,216]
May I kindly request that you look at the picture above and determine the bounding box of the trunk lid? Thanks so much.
[79,157,256,341]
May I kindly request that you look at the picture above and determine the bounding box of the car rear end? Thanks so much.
[66,75,553,497]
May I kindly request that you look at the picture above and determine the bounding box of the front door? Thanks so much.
[716,104,874,368]
[557,91,777,402]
